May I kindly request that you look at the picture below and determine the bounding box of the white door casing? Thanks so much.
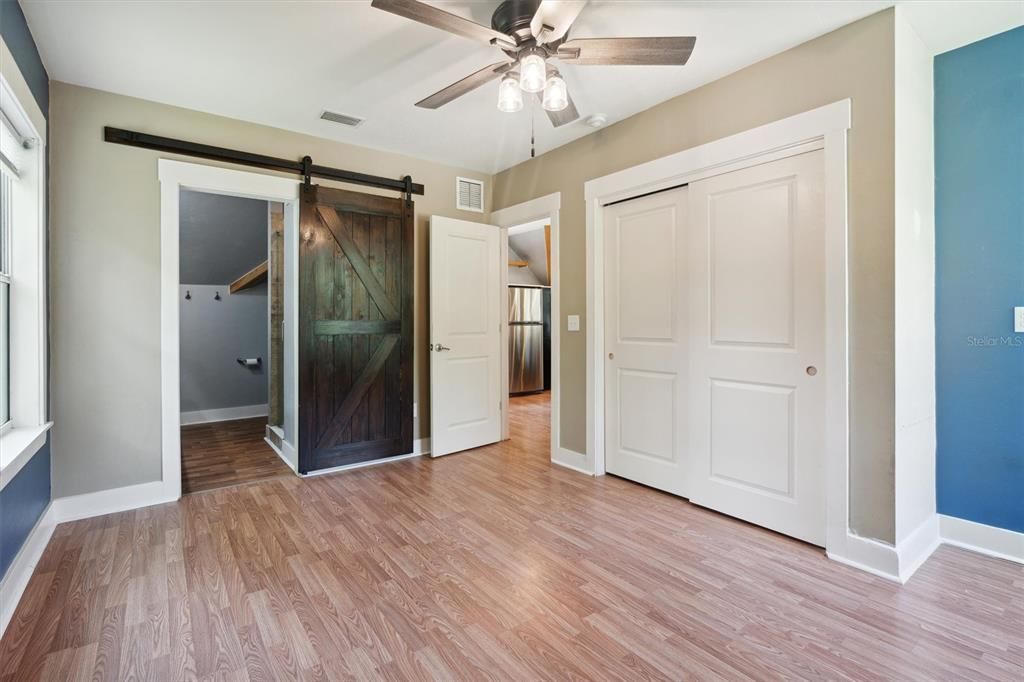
[603,187,689,496]
[687,150,826,546]
[429,216,502,457]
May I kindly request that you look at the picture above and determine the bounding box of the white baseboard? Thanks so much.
[301,438,431,478]
[181,403,269,425]
[895,514,941,582]
[552,449,594,476]
[827,533,901,582]
[0,502,57,637]
[263,436,298,473]
[552,447,592,475]
[940,514,1024,564]
[52,480,177,524]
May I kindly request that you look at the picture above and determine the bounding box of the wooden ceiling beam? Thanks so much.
[229,260,268,294]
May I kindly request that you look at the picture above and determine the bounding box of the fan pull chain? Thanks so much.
[530,95,536,159]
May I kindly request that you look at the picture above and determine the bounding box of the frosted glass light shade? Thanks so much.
[542,74,569,112]
[496,75,523,113]
[519,54,547,93]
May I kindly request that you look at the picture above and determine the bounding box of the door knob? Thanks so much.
[806,366,818,376]
[608,352,615,360]
[436,344,451,352]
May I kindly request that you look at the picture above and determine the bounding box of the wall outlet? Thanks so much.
[1015,307,1024,333]
[567,314,580,332]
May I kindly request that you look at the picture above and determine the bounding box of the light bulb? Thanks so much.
[519,54,547,94]
[496,75,523,113]
[542,74,568,112]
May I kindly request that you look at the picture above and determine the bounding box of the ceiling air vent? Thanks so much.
[456,176,484,213]
[320,110,364,127]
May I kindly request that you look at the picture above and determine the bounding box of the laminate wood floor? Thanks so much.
[181,417,293,494]
[2,391,1021,680]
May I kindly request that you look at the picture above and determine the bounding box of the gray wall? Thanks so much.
[508,228,549,285]
[508,245,541,285]
[180,190,269,284]
[179,285,268,414]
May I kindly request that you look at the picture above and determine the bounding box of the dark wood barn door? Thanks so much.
[299,184,413,472]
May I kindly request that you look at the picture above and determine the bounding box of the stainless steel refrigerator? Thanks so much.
[509,286,546,394]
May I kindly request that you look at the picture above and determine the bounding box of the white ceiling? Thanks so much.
[17,1,910,173]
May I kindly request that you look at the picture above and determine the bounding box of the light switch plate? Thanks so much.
[1015,307,1024,333]
[567,314,580,332]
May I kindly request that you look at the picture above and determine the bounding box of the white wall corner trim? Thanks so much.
[180,403,269,426]
[0,503,56,637]
[895,514,940,582]
[940,515,1024,564]
[584,99,853,566]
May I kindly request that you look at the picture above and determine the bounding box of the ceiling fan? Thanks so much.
[371,0,696,128]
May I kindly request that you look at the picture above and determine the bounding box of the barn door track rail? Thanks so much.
[104,126,424,199]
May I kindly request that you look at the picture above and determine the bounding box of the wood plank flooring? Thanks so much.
[181,417,293,494]
[2,392,1022,680]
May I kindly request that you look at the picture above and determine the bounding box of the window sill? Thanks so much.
[0,422,53,491]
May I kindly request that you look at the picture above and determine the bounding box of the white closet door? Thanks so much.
[604,187,689,496]
[688,150,827,546]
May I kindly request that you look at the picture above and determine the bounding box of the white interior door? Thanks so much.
[429,216,501,457]
[604,187,689,496]
[688,150,826,546]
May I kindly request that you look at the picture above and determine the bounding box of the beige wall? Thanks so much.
[492,10,897,542]
[49,81,490,497]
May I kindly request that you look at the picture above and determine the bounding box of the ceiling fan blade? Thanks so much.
[536,91,580,128]
[371,0,516,48]
[530,0,588,44]
[416,62,512,109]
[558,37,696,65]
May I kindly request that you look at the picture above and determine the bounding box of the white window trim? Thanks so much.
[0,72,50,490]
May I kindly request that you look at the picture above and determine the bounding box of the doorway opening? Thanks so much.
[178,190,291,493]
[506,219,553,447]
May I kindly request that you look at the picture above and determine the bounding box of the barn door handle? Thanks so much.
[435,344,451,352]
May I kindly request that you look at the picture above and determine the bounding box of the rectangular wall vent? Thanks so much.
[456,176,484,213]
[320,110,364,127]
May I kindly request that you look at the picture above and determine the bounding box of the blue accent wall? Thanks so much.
[935,26,1024,533]
[0,440,50,577]
[0,0,51,581]
[0,0,48,114]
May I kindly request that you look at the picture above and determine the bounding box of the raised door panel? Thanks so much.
[603,187,689,496]
[688,150,826,546]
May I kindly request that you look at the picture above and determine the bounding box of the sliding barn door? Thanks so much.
[298,184,413,473]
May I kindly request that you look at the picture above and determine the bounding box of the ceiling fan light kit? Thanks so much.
[371,0,695,129]
[497,74,524,113]
[542,73,569,112]
[518,51,548,93]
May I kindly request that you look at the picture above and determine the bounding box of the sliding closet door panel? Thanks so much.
[688,150,826,546]
[604,186,689,496]
[298,184,413,473]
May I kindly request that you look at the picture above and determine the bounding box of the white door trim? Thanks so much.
[584,100,854,563]
[491,193,562,466]
[158,159,301,502]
